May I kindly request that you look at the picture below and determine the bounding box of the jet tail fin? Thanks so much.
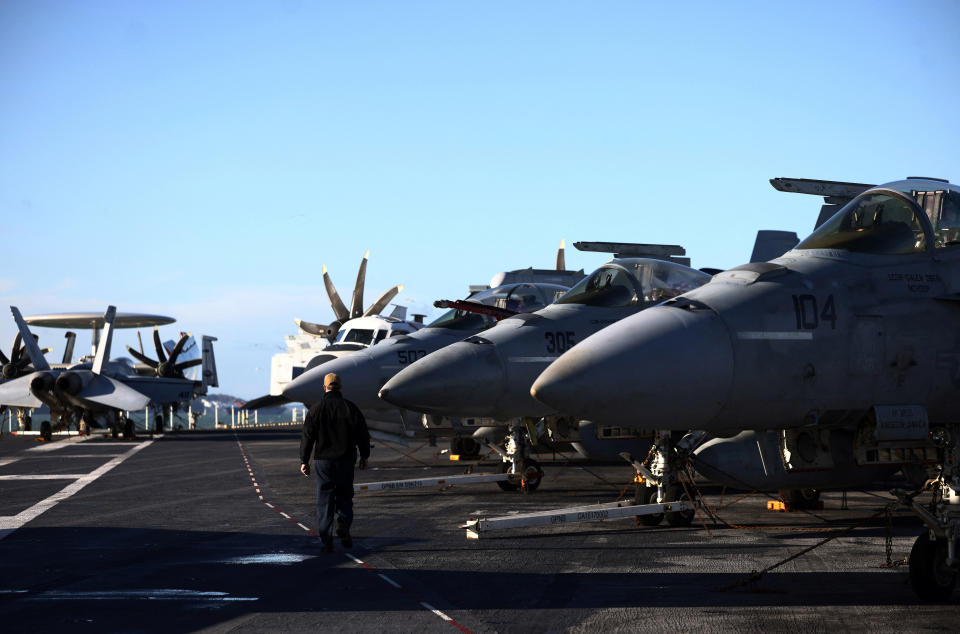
[9,306,50,371]
[750,230,799,263]
[389,304,408,321]
[200,335,219,392]
[92,306,117,375]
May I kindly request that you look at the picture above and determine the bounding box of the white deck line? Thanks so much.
[0,474,89,480]
[26,436,92,452]
[0,440,155,541]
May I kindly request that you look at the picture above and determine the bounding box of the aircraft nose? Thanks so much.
[530,305,734,430]
[282,366,328,406]
[378,342,504,417]
[284,353,381,409]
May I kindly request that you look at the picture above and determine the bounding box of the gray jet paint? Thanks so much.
[532,178,960,438]
[282,282,570,416]
[379,258,712,421]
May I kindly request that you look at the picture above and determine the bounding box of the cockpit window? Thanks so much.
[427,309,495,331]
[913,189,960,248]
[556,260,710,307]
[796,191,928,255]
[426,282,569,330]
[556,266,639,307]
[631,260,711,302]
[339,328,374,345]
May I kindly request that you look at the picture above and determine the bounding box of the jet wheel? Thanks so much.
[910,533,957,602]
[496,459,543,493]
[637,486,664,526]
[665,483,695,527]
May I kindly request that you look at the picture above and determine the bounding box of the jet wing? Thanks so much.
[243,394,290,410]
[0,374,44,408]
[79,375,151,410]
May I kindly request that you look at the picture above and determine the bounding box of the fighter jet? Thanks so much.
[379,247,711,423]
[1,307,219,437]
[255,240,582,415]
[0,306,151,437]
[375,246,717,491]
[531,177,960,601]
[282,280,571,443]
[276,241,583,446]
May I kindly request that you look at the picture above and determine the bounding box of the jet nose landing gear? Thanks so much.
[903,423,960,602]
[910,533,957,602]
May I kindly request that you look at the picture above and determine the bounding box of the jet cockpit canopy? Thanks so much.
[555,258,712,308]
[796,178,960,255]
[428,282,569,331]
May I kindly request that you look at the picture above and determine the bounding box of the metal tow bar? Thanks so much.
[355,472,515,492]
[460,499,694,539]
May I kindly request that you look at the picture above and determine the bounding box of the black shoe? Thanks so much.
[321,541,334,553]
[336,526,352,549]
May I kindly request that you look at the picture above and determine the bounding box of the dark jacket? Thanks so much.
[300,390,370,463]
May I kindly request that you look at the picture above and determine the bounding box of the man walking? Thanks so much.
[300,372,370,552]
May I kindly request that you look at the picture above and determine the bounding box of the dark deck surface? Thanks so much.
[0,429,953,632]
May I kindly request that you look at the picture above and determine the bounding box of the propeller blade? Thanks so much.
[556,239,566,270]
[168,333,190,365]
[351,250,369,319]
[153,326,167,363]
[323,265,351,322]
[363,284,402,318]
[294,319,330,337]
[0,348,8,366]
[174,358,203,372]
[10,333,22,363]
[126,345,160,368]
[78,374,151,410]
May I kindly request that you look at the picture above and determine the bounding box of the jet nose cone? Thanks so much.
[282,368,326,406]
[378,342,504,417]
[531,305,733,430]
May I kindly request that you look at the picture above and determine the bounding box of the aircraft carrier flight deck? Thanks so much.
[0,428,952,633]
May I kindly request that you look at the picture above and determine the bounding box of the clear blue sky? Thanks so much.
[2,1,958,397]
